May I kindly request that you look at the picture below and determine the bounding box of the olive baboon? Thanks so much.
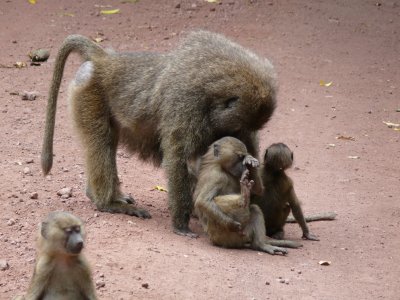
[194,137,302,255]
[17,211,97,300]
[41,31,277,236]
[252,143,319,241]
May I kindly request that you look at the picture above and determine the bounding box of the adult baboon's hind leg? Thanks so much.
[70,82,150,218]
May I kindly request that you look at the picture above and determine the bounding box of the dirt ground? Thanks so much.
[0,0,399,299]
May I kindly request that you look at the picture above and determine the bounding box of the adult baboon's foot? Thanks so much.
[173,226,199,238]
[98,202,151,219]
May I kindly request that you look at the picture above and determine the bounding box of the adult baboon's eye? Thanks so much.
[64,227,73,234]
[224,96,239,109]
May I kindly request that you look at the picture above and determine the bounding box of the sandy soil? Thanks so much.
[0,0,399,299]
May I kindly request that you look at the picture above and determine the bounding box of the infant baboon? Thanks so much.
[194,137,302,255]
[41,30,277,236]
[18,211,97,300]
[252,143,319,241]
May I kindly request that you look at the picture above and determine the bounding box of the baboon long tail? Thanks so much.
[41,35,106,175]
[286,212,337,223]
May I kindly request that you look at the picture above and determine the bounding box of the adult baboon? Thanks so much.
[41,31,277,236]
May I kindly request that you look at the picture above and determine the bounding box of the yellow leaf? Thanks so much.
[205,0,219,2]
[383,121,400,128]
[100,8,120,15]
[152,186,168,192]
[394,128,400,131]
[28,0,36,4]
[318,260,331,266]
[319,80,333,87]
[14,62,27,68]
[63,12,75,17]
[336,135,355,141]
[93,37,105,43]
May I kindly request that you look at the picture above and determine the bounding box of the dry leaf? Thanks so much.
[28,0,36,4]
[347,156,360,159]
[92,37,105,43]
[152,186,168,192]
[394,128,400,131]
[121,0,140,3]
[14,62,27,68]
[21,91,39,101]
[205,0,219,2]
[62,12,75,17]
[319,261,331,266]
[319,80,333,87]
[383,121,400,128]
[0,64,13,69]
[100,8,120,15]
[336,135,355,141]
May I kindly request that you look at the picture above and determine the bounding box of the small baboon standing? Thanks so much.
[17,211,97,300]
[41,30,277,236]
[194,137,302,255]
[252,143,319,241]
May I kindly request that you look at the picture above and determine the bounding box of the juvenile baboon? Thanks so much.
[194,137,302,255]
[41,30,277,236]
[18,211,97,300]
[252,143,319,241]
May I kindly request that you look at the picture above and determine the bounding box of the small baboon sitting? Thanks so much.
[194,137,302,255]
[41,30,277,236]
[16,211,97,300]
[252,143,319,241]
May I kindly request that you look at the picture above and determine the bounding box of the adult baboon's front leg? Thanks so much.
[165,154,198,237]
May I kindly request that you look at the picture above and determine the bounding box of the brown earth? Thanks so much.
[0,0,399,299]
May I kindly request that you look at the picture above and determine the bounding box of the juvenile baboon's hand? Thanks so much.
[227,220,242,232]
[243,155,259,169]
[302,232,319,241]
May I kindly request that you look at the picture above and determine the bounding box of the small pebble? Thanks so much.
[30,192,38,199]
[57,187,72,198]
[7,219,16,226]
[95,279,105,288]
[0,260,9,271]
[29,49,50,62]
[142,283,149,289]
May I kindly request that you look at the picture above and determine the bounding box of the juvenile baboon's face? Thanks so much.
[212,137,248,178]
[41,211,85,255]
[264,143,293,171]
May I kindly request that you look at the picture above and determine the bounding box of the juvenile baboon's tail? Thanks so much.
[286,212,337,223]
[41,35,106,175]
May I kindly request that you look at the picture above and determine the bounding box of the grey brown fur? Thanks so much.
[17,211,97,300]
[194,137,302,255]
[252,143,319,241]
[41,31,277,235]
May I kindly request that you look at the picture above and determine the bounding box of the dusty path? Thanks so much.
[0,1,399,299]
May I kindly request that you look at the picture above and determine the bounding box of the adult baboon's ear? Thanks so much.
[213,143,220,157]
[41,222,48,239]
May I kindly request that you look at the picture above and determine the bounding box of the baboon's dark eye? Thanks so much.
[224,96,239,109]
[64,227,73,234]
[73,226,81,233]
